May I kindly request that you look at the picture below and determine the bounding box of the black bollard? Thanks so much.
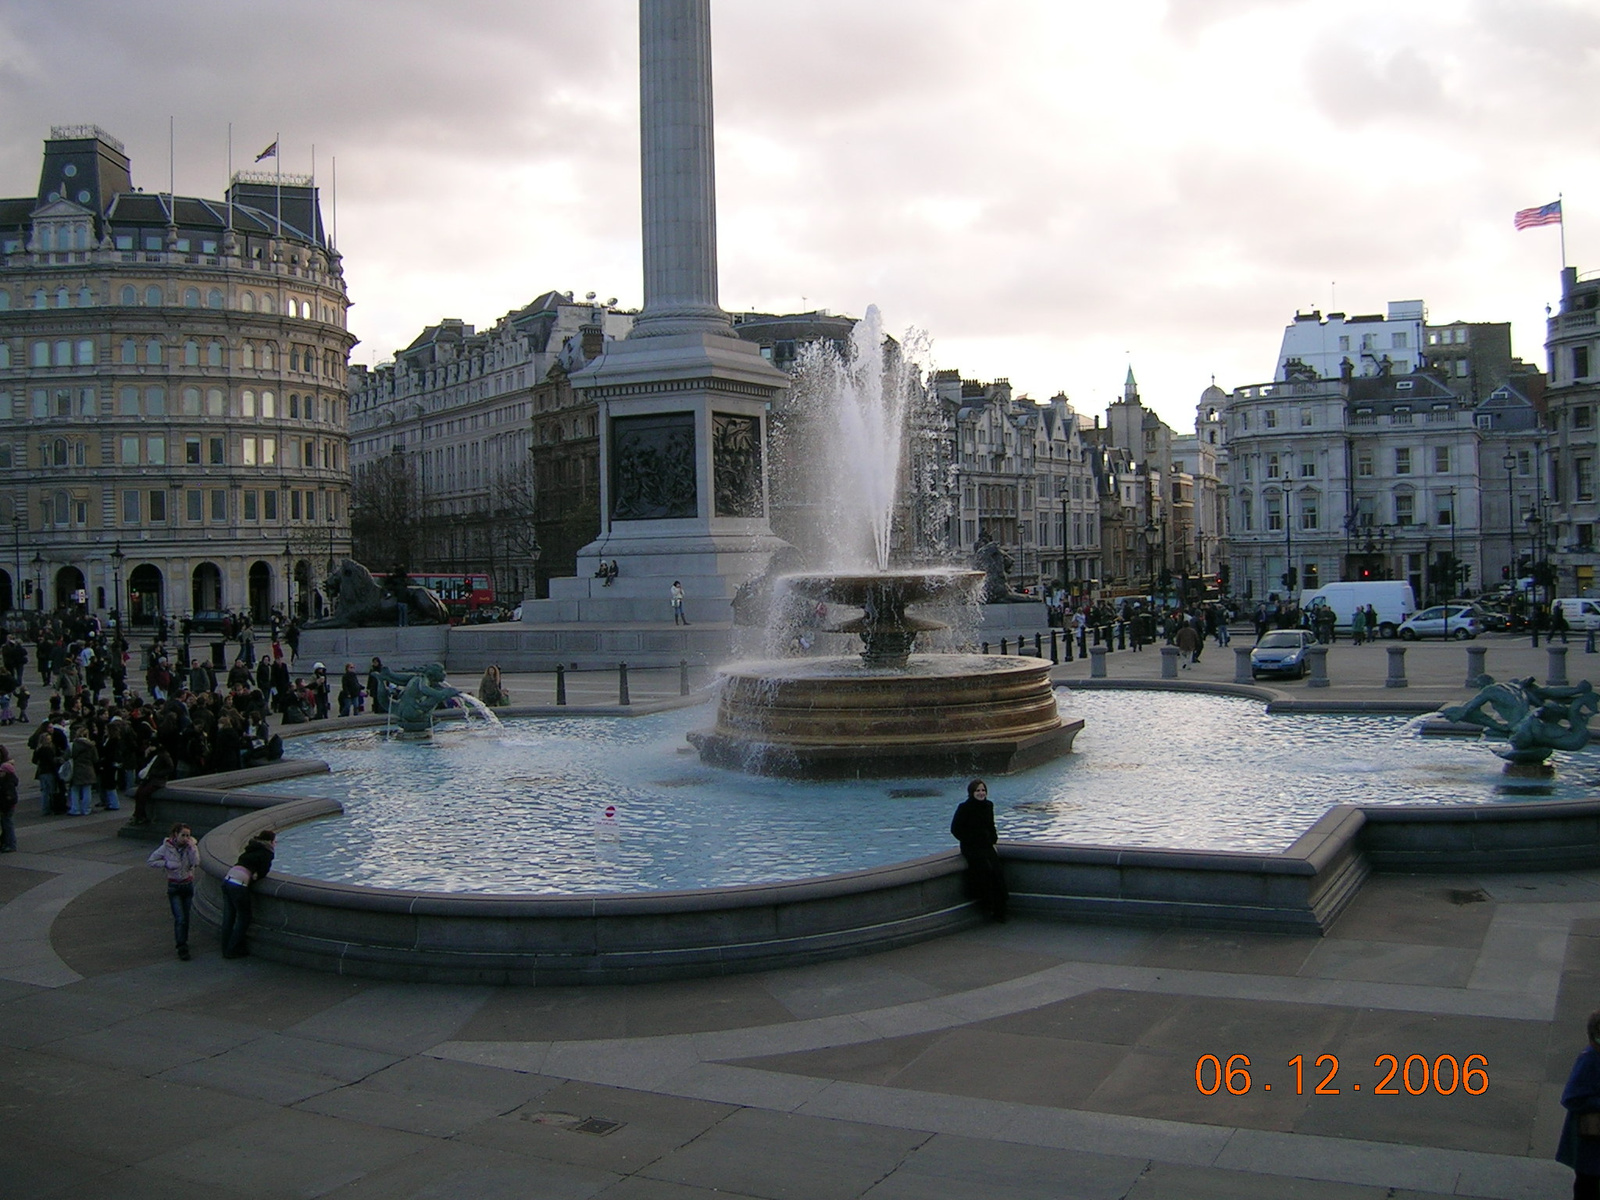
[618,662,631,706]
[1077,629,1087,657]
[1117,623,1126,650]
[680,658,690,695]
[1091,626,1101,646]
[1001,637,1009,655]
[982,642,990,655]
[555,663,567,706]
[1050,629,1059,664]
[1589,629,1596,655]
[1034,632,1042,657]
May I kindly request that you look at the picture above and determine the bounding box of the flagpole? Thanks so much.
[167,116,175,222]
[1561,191,1568,270]
[275,130,282,239]
[331,156,337,250]
[311,143,319,245]
[226,122,233,232]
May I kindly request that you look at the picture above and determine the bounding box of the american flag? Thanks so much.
[1514,200,1562,230]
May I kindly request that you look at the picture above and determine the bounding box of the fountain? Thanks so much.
[687,307,1081,778]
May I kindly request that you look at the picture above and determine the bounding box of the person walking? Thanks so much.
[950,779,1007,921]
[671,581,689,626]
[1555,605,1572,645]
[146,823,199,960]
[0,746,17,852]
[220,828,276,958]
[1351,606,1367,646]
[1557,1007,1600,1198]
[1175,621,1201,668]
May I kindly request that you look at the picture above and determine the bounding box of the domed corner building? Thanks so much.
[0,124,355,634]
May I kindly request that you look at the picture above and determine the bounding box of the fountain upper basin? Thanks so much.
[689,653,1081,778]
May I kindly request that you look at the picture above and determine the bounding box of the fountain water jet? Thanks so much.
[691,308,1081,778]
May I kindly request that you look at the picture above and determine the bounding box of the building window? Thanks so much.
[119,285,136,306]
[210,490,226,521]
[149,491,166,522]
[1300,408,1313,427]
[261,437,276,465]
[241,436,256,465]
[1301,496,1319,530]
[1395,448,1412,475]
[122,490,140,524]
[207,289,223,309]
[144,387,165,416]
[290,491,302,521]
[1396,494,1414,525]
[146,435,165,465]
[30,343,47,368]
[144,286,162,306]
[207,388,224,416]
[184,341,199,366]
[120,339,136,365]
[1393,332,1408,349]
[185,490,202,522]
[263,490,278,521]
[119,387,138,416]
[120,435,139,464]
[184,437,201,465]
[1264,410,1278,428]
[75,339,93,365]
[1434,446,1450,473]
[1267,453,1280,478]
[1437,497,1454,525]
[1578,457,1595,502]
[1455,360,1469,378]
[1576,346,1592,381]
[243,491,258,521]
[145,340,161,365]
[1300,460,1316,477]
[1577,407,1594,430]
[182,387,200,415]
[1266,497,1282,531]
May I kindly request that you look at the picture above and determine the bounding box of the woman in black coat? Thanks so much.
[950,779,1007,921]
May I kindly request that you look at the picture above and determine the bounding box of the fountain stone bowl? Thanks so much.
[689,568,1082,778]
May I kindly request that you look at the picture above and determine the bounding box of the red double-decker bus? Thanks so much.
[408,573,494,616]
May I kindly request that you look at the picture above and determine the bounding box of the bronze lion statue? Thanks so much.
[305,560,450,628]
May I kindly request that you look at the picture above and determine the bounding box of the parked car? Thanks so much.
[1398,604,1479,640]
[185,610,234,634]
[1251,629,1315,679]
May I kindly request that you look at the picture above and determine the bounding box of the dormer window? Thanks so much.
[1395,380,1414,390]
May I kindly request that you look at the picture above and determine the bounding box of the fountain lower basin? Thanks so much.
[690,654,1081,776]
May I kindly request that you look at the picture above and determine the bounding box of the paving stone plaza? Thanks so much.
[1,635,1595,1199]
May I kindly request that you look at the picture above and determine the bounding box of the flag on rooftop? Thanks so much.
[1514,200,1562,230]
[255,140,278,163]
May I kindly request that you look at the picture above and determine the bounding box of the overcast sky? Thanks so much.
[1,0,1595,431]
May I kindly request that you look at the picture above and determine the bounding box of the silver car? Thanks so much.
[1398,604,1479,640]
[1251,629,1314,679]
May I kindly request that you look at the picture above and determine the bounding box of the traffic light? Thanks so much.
[1280,567,1298,590]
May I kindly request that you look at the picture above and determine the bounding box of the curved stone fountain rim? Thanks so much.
[158,685,1600,984]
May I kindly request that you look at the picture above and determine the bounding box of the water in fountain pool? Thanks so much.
[259,691,1599,895]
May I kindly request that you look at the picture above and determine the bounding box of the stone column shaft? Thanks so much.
[633,0,731,338]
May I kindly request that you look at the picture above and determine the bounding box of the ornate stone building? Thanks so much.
[0,125,353,625]
[346,292,633,599]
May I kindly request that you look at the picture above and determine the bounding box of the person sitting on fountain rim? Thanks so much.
[950,779,1007,922]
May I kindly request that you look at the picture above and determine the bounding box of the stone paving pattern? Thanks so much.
[2,632,1596,1197]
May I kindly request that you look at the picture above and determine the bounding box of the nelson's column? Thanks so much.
[522,0,789,626]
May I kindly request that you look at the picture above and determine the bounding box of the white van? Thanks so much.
[1298,581,1416,638]
[1552,597,1600,631]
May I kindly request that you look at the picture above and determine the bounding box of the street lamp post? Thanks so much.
[110,542,124,630]
[1502,449,1518,593]
[31,552,43,614]
[9,514,19,617]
